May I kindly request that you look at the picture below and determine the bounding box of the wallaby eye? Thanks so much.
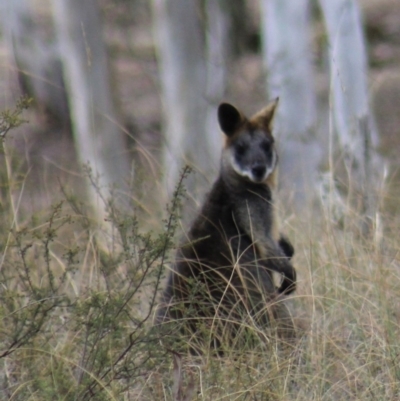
[236,143,247,156]
[261,141,272,154]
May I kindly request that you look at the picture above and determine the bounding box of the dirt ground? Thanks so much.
[0,0,400,216]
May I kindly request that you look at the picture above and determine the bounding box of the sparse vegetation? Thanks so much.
[0,101,399,401]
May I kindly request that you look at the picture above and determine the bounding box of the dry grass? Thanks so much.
[2,176,399,400]
[145,205,400,401]
[1,104,400,401]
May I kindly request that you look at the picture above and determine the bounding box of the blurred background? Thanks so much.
[3,3,400,398]
[0,0,399,224]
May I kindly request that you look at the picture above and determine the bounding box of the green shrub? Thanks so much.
[1,101,400,400]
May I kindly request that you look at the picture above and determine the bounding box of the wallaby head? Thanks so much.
[218,99,279,185]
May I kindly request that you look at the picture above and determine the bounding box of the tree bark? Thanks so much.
[0,0,69,129]
[319,0,382,229]
[260,0,321,209]
[319,0,379,154]
[152,0,228,207]
[52,0,131,221]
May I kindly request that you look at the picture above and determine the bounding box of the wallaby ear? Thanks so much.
[218,103,243,137]
[251,97,279,132]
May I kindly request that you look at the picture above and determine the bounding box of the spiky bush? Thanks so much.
[1,101,400,400]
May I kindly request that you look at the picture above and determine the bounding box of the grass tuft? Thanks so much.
[0,102,399,400]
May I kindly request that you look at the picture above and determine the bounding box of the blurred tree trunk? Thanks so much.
[319,0,379,154]
[52,0,131,222]
[319,1,380,193]
[260,0,321,210]
[261,0,381,221]
[0,0,69,130]
[319,0,382,231]
[152,0,228,205]
[204,0,230,177]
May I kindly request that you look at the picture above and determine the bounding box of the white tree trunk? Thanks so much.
[319,0,379,156]
[204,0,229,170]
[0,0,69,128]
[52,0,131,221]
[152,0,227,204]
[319,0,383,232]
[260,0,321,209]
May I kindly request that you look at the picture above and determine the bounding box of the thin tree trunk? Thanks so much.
[52,0,131,222]
[319,0,382,230]
[319,0,379,155]
[152,0,227,206]
[0,0,69,129]
[204,0,229,169]
[260,0,321,209]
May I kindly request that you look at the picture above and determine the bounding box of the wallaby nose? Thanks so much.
[251,165,266,181]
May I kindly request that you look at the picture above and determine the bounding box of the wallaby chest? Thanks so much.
[181,176,274,269]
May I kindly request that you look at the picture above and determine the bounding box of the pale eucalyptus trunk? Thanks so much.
[152,0,228,206]
[0,0,69,128]
[52,0,131,223]
[319,0,382,231]
[319,0,379,154]
[260,0,321,209]
[261,0,382,224]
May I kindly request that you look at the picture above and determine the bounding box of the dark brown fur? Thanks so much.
[157,100,296,350]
